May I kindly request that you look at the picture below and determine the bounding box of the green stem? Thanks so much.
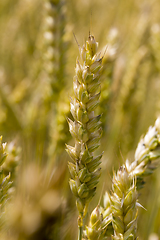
[78,215,83,240]
[78,225,83,240]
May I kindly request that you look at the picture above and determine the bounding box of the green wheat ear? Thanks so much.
[66,34,103,229]
[84,199,113,240]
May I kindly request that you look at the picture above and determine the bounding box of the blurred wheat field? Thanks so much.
[0,0,160,239]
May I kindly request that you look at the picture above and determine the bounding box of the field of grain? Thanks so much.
[0,0,160,239]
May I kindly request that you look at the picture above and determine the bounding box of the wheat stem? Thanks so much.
[78,225,83,240]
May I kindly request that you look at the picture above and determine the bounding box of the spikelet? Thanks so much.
[66,34,103,221]
[111,166,138,240]
[126,116,160,189]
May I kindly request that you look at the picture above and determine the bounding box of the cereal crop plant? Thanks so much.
[1,0,160,240]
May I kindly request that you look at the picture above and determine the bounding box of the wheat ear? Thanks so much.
[86,167,138,240]
[43,0,66,100]
[66,34,103,239]
[96,117,160,239]
[110,166,138,240]
[84,191,113,240]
